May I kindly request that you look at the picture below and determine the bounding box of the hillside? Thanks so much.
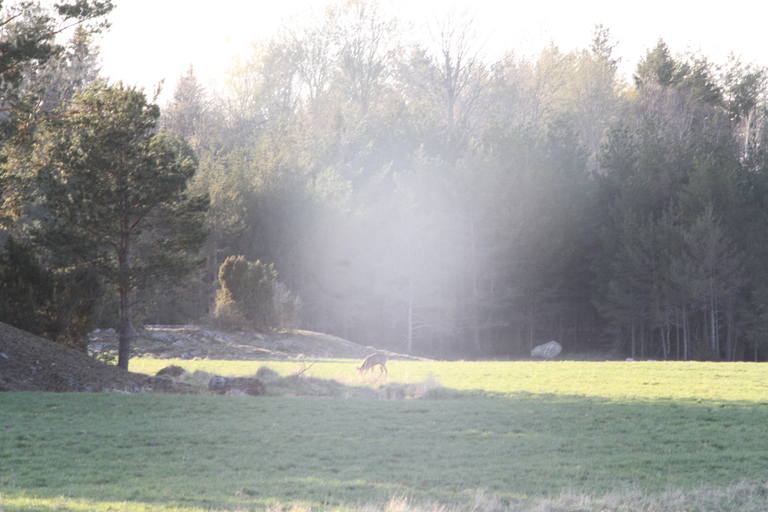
[88,325,400,361]
[0,322,407,393]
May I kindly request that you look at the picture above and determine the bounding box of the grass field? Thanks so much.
[2,359,768,511]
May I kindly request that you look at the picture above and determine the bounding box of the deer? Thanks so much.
[357,353,388,377]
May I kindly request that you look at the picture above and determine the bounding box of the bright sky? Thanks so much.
[96,0,768,102]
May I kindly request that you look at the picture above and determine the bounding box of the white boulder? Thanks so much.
[531,340,562,358]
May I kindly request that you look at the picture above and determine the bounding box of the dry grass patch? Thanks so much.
[155,363,448,399]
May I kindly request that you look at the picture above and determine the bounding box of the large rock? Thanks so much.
[531,340,562,358]
[156,365,187,378]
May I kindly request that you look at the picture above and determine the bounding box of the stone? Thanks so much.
[156,365,187,378]
[208,375,265,396]
[208,375,232,393]
[531,340,562,358]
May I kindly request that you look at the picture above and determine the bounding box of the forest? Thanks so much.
[3,0,768,361]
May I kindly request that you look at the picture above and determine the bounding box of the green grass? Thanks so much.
[131,358,768,403]
[2,360,768,511]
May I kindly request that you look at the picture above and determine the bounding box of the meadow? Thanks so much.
[2,359,768,512]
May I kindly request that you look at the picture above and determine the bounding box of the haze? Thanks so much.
[98,0,768,97]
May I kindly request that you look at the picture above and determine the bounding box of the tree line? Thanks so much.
[3,0,768,361]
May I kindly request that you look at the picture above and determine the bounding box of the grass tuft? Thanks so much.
[377,375,449,400]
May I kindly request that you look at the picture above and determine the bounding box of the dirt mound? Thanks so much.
[0,322,193,393]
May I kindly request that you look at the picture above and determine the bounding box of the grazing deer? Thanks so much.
[358,353,388,377]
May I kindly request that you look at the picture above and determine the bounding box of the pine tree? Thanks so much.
[33,81,208,369]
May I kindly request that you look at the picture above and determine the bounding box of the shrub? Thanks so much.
[215,256,299,330]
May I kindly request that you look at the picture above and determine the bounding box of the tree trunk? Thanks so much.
[710,298,718,356]
[117,288,132,370]
[726,295,734,361]
[117,222,132,370]
[528,305,535,353]
[469,214,482,354]
[406,277,414,354]
[682,304,689,361]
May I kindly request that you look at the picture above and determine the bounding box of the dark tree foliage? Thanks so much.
[7,0,768,362]
[592,44,765,361]
[0,236,53,335]
[154,5,768,360]
[0,0,113,227]
[0,236,100,350]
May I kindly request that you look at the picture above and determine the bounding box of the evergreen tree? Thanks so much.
[0,0,113,226]
[0,0,112,109]
[32,81,208,369]
[162,66,222,150]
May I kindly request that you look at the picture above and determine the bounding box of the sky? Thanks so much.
[95,0,768,102]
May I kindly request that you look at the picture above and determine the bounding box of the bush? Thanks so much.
[214,256,299,331]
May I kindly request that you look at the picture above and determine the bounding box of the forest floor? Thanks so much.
[0,322,406,393]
